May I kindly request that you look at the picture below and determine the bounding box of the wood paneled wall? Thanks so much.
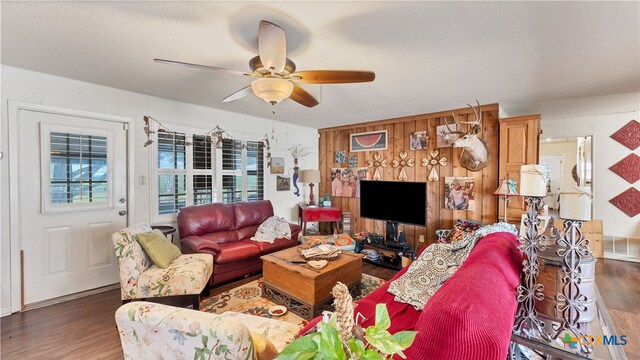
[318,104,500,251]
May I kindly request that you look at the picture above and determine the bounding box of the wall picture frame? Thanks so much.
[270,157,285,174]
[350,130,388,152]
[276,176,290,191]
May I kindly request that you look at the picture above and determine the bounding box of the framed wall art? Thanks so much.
[350,130,388,152]
[270,157,285,174]
[276,176,290,191]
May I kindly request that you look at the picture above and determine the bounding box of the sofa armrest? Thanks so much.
[181,235,222,255]
[289,223,302,242]
[116,302,254,359]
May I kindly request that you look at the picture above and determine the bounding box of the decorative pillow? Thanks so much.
[444,219,484,243]
[134,229,181,269]
[250,332,278,360]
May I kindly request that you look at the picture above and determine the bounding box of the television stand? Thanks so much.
[363,243,415,270]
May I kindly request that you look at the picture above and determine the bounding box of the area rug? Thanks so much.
[200,274,385,328]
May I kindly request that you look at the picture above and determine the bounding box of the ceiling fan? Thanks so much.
[154,20,375,110]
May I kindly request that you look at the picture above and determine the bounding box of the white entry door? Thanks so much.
[16,108,128,306]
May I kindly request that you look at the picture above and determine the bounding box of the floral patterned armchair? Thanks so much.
[116,301,301,359]
[112,224,213,309]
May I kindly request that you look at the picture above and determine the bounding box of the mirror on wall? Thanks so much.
[538,136,593,217]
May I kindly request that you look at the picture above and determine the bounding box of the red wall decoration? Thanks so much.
[609,187,640,218]
[609,153,640,184]
[610,119,640,150]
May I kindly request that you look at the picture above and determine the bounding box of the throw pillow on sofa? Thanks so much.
[135,229,181,269]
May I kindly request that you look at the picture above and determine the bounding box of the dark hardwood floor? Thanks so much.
[1,261,636,359]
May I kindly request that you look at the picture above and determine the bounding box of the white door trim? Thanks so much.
[7,100,134,313]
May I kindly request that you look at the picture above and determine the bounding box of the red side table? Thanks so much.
[298,203,342,235]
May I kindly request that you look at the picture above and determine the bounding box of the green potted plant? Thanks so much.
[275,283,417,360]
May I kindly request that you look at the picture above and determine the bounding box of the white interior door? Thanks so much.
[17,109,128,306]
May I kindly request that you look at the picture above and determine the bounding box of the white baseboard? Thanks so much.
[1,306,12,317]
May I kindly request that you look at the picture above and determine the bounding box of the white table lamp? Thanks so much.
[299,169,321,206]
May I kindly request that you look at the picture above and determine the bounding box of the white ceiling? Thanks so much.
[2,1,639,128]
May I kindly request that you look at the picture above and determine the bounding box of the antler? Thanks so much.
[446,100,482,134]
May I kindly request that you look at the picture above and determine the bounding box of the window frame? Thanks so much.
[149,121,265,223]
[40,123,115,213]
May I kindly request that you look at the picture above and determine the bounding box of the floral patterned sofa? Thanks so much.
[116,301,301,359]
[112,224,213,309]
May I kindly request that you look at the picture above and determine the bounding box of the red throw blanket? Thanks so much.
[298,232,523,360]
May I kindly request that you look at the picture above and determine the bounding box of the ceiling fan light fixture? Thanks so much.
[251,78,294,105]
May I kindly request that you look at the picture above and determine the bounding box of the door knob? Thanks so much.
[119,210,127,216]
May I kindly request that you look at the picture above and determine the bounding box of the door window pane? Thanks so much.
[49,132,108,204]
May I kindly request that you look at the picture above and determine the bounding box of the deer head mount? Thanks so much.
[444,100,491,172]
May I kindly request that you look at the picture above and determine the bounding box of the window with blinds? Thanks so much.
[192,134,213,205]
[221,139,264,203]
[50,132,109,204]
[246,141,264,201]
[221,139,243,203]
[153,125,265,219]
[157,132,187,215]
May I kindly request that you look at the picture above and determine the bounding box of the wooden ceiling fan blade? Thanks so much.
[290,85,319,108]
[291,70,375,84]
[221,86,253,103]
[258,20,287,73]
[154,59,252,77]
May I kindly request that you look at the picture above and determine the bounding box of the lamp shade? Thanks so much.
[493,178,519,196]
[520,164,547,197]
[560,186,592,221]
[251,78,294,104]
[299,169,321,184]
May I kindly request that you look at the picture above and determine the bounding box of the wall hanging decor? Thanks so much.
[421,149,447,181]
[444,177,476,211]
[610,119,640,150]
[609,187,640,217]
[335,150,346,164]
[392,151,415,181]
[366,152,388,181]
[444,101,491,172]
[409,131,429,150]
[350,130,388,152]
[347,156,357,168]
[289,145,312,197]
[609,153,640,184]
[270,157,285,174]
[276,176,290,191]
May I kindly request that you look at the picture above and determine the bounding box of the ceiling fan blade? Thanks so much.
[289,85,319,108]
[154,59,252,77]
[258,20,287,74]
[291,70,375,84]
[221,86,253,103]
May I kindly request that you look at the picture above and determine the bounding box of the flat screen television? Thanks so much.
[359,180,427,227]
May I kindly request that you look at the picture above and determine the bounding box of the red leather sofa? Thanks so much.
[178,200,301,287]
[299,231,523,360]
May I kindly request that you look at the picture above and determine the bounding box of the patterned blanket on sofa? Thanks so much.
[388,222,517,310]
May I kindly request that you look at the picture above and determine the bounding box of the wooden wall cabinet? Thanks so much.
[498,115,541,223]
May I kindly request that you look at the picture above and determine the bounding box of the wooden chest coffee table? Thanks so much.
[261,247,363,320]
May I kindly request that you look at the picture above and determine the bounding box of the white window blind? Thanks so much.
[221,139,243,203]
[157,132,187,215]
[192,134,213,205]
[246,140,264,201]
